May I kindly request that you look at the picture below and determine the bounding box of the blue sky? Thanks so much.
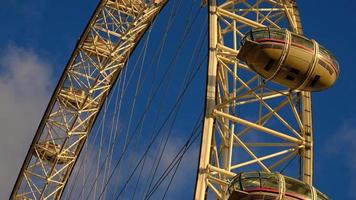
[0,0,355,199]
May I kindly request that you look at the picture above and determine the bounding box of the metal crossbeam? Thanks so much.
[11,1,167,199]
[195,0,312,199]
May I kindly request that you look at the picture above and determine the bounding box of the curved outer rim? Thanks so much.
[11,1,168,199]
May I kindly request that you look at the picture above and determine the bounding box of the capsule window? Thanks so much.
[286,75,295,81]
[269,29,286,40]
[291,33,314,50]
[317,190,330,200]
[241,33,252,45]
[289,67,300,75]
[318,60,333,75]
[285,177,312,198]
[319,45,330,59]
[252,30,269,40]
[309,75,321,87]
[264,59,275,71]
[260,174,279,190]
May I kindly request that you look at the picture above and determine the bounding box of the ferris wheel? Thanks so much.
[10,0,338,199]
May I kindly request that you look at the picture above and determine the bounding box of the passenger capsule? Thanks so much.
[228,172,329,200]
[237,27,339,91]
[36,141,70,164]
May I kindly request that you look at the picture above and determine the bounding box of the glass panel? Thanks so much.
[260,173,279,190]
[316,190,330,200]
[229,183,242,192]
[241,172,260,179]
[291,33,313,49]
[252,29,269,40]
[285,177,312,198]
[270,29,286,40]
[230,174,243,191]
[240,172,261,190]
[329,53,339,71]
[319,45,331,59]
[319,45,339,71]
[241,177,261,190]
[241,31,252,45]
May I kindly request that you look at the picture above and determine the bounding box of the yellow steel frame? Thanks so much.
[195,0,313,199]
[11,0,167,199]
[11,0,314,199]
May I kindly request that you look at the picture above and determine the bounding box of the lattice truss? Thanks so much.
[195,0,313,199]
[12,0,166,199]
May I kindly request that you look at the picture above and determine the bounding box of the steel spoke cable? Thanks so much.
[66,47,132,198]
[144,20,207,198]
[77,7,154,197]
[65,72,124,199]
[144,56,206,199]
[280,154,297,174]
[147,129,200,200]
[114,24,155,197]
[66,95,109,198]
[114,47,207,200]
[122,25,153,158]
[123,22,207,200]
[162,155,184,199]
[71,5,163,196]
[100,73,124,200]
[112,68,203,200]
[122,0,183,96]
[115,110,181,200]
[144,32,208,196]
[144,119,202,200]
[161,127,201,200]
[130,146,149,200]
[81,141,89,200]
[64,58,126,192]
[86,59,129,199]
[100,45,205,200]
[118,13,207,200]
[79,4,182,197]
[157,32,208,200]
[93,100,108,198]
[119,5,185,174]
[78,1,197,197]
[143,111,203,200]
[105,50,130,184]
[101,0,183,179]
[78,27,153,199]
[73,3,182,197]
[79,8,162,191]
[92,7,196,200]
[141,1,203,192]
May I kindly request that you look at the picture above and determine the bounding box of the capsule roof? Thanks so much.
[228,172,329,200]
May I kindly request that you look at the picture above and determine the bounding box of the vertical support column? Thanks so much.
[289,0,314,186]
[194,0,218,199]
[301,91,313,184]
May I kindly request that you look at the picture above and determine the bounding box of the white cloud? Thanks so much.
[59,129,199,199]
[139,134,199,199]
[325,121,356,198]
[90,131,200,199]
[0,45,52,198]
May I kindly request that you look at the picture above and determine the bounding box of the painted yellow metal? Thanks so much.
[195,0,322,199]
[11,1,167,199]
[194,1,218,199]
